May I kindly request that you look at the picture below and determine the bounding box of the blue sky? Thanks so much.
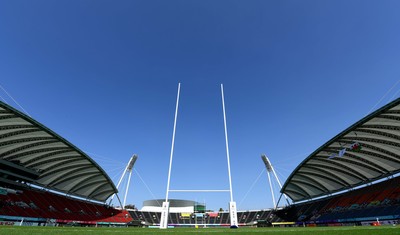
[1,0,400,211]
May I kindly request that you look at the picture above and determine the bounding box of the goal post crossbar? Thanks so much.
[169,189,230,192]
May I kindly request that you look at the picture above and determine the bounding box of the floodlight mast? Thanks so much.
[123,155,138,208]
[109,154,138,208]
[262,155,276,208]
[261,154,290,209]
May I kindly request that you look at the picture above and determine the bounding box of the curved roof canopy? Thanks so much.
[281,97,400,202]
[0,101,117,202]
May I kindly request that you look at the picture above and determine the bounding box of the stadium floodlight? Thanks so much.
[261,154,290,209]
[109,154,138,208]
[261,154,273,172]
[123,155,138,208]
[126,155,137,172]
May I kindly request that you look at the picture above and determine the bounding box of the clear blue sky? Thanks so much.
[1,0,400,211]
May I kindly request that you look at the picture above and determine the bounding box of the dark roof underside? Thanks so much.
[0,102,117,202]
[281,97,400,202]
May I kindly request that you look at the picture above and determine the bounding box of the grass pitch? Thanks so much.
[0,225,398,235]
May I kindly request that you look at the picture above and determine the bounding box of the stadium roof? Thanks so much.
[0,101,117,202]
[281,97,400,202]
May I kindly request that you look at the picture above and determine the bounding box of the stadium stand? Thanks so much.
[274,97,400,226]
[276,176,400,225]
[0,101,132,226]
[0,184,131,225]
[128,209,279,227]
[127,199,279,227]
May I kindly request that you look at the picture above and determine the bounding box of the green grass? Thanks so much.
[0,226,399,235]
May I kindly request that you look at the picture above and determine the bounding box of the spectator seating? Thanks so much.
[128,209,278,226]
[0,185,131,225]
[275,176,400,224]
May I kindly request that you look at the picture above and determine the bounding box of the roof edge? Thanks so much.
[0,101,118,200]
[281,97,400,197]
